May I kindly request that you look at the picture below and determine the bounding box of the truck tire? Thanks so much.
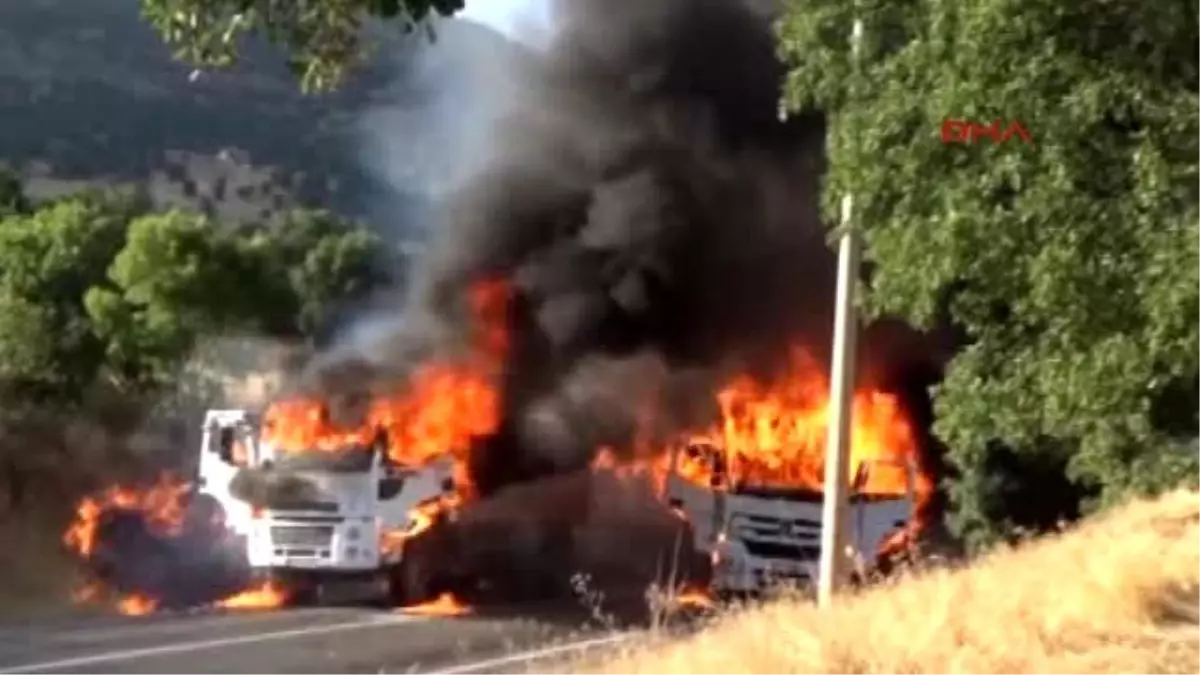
[388,553,432,606]
[387,533,440,607]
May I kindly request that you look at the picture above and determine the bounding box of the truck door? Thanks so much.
[665,442,723,549]
[198,416,257,535]
[848,459,913,564]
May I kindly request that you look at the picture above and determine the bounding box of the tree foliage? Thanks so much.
[0,189,148,402]
[776,0,1199,548]
[139,0,466,92]
[0,181,389,406]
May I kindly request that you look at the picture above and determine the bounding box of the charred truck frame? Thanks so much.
[665,440,916,597]
[192,408,455,605]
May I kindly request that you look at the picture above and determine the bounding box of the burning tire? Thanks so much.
[386,530,448,606]
[88,510,175,602]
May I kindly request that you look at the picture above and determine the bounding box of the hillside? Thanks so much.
[589,489,1200,674]
[0,0,529,238]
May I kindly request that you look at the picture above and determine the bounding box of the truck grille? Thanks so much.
[743,540,821,560]
[731,513,822,562]
[270,524,334,548]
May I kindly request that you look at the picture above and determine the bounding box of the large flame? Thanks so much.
[593,346,934,516]
[259,279,510,501]
[62,472,190,559]
[698,347,927,498]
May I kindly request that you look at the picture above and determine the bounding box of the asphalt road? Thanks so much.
[0,606,632,674]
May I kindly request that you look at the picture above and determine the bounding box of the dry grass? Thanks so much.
[586,489,1200,674]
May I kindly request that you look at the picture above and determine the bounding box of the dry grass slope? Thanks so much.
[589,489,1200,674]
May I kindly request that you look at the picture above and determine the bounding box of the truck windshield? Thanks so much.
[727,462,911,502]
[272,447,375,473]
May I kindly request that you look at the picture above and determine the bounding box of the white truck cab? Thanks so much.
[195,407,456,602]
[665,441,915,596]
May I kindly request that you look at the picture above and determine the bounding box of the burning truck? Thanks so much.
[192,404,460,605]
[663,441,916,597]
[592,348,933,600]
[667,352,927,596]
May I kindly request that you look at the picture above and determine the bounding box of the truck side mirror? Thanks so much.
[378,476,405,501]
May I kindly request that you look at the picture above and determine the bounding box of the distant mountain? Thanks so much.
[0,0,530,242]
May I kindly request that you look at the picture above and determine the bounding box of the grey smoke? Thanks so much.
[356,18,530,218]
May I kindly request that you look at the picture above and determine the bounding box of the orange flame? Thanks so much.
[216,581,289,610]
[701,347,926,498]
[670,586,715,610]
[258,278,511,502]
[115,594,158,616]
[590,346,934,516]
[381,493,462,558]
[399,592,471,616]
[62,473,190,559]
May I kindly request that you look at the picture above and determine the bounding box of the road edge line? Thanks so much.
[0,614,426,674]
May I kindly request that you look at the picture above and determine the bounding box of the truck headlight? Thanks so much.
[714,540,743,571]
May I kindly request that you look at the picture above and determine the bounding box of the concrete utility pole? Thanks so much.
[817,15,864,609]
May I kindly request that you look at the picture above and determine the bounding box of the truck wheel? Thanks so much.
[388,554,431,607]
[289,583,319,607]
[391,523,457,607]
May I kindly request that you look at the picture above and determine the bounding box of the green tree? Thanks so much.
[87,208,390,388]
[0,188,150,403]
[247,209,392,337]
[0,181,389,402]
[85,210,268,388]
[140,0,466,92]
[776,0,1199,549]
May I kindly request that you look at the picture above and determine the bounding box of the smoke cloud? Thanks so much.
[319,0,843,494]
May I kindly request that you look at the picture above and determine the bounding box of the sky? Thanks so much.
[459,0,555,45]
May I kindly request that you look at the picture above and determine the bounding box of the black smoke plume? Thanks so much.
[316,0,846,490]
